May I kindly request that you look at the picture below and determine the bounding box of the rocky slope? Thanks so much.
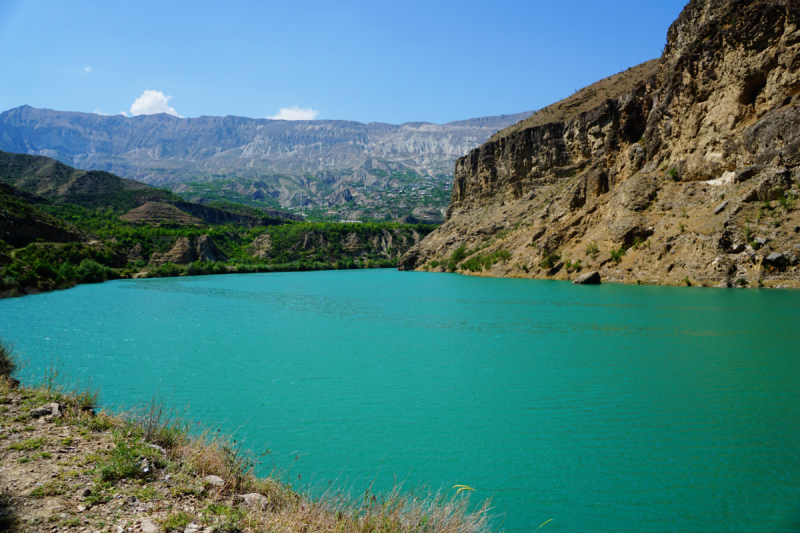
[401,0,800,289]
[0,109,533,183]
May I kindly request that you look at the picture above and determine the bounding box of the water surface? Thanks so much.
[1,270,799,532]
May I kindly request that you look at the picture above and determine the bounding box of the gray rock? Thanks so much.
[146,443,167,455]
[713,200,730,214]
[184,524,203,533]
[204,475,224,487]
[754,237,770,246]
[140,518,159,533]
[764,252,785,268]
[236,493,269,510]
[29,402,63,418]
[573,271,601,285]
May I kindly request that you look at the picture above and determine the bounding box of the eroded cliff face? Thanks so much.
[401,0,800,288]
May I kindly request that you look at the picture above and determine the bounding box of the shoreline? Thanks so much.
[0,370,492,533]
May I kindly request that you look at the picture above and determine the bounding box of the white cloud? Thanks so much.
[119,111,128,117]
[267,106,318,121]
[130,90,182,117]
[93,108,108,115]
[84,67,92,73]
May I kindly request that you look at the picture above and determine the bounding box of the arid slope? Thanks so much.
[401,0,800,289]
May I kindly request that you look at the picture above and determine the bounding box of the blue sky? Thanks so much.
[0,0,688,124]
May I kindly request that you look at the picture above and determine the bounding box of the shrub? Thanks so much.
[34,262,58,280]
[538,249,561,270]
[461,249,512,272]
[0,339,16,378]
[668,168,679,181]
[779,192,796,212]
[585,242,599,259]
[76,259,113,283]
[564,258,582,273]
[151,263,184,278]
[610,247,626,264]
[58,262,76,282]
[161,512,193,532]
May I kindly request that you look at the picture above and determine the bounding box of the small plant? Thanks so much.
[681,207,688,218]
[564,258,583,273]
[631,237,643,251]
[30,480,69,498]
[8,437,46,451]
[736,278,748,287]
[678,222,686,233]
[610,247,626,264]
[744,223,752,244]
[779,192,796,212]
[680,277,692,286]
[538,249,561,270]
[161,511,193,532]
[0,338,16,379]
[668,168,679,181]
[585,242,600,259]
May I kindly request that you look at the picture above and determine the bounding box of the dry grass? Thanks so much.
[1,361,496,533]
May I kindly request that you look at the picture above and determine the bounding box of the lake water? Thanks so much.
[1,269,799,532]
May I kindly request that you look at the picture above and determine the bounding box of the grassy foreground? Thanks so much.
[0,344,492,533]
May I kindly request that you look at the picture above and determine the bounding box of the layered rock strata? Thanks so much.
[401,0,800,289]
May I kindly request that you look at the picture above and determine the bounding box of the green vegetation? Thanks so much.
[460,249,511,272]
[610,247,626,264]
[0,338,16,378]
[1,195,436,297]
[7,437,45,451]
[564,258,583,273]
[538,249,561,270]
[585,242,600,259]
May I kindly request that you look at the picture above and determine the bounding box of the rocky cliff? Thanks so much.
[401,0,800,289]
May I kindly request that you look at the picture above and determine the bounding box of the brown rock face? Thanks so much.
[149,235,228,266]
[401,0,800,289]
[120,202,202,226]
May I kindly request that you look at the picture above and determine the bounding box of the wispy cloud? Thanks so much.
[84,67,92,73]
[267,106,318,120]
[129,90,182,117]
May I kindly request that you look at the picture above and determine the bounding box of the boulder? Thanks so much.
[236,493,269,510]
[573,271,601,285]
[204,475,224,487]
[29,402,64,418]
[140,518,159,533]
[713,200,729,215]
[764,252,785,269]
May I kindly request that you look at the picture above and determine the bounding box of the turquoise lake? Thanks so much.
[1,269,799,532]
